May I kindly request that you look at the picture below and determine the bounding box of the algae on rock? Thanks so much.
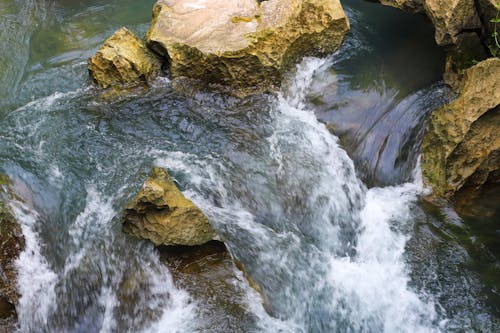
[0,174,25,324]
[146,0,350,95]
[88,27,162,89]
[122,167,217,246]
[422,58,500,197]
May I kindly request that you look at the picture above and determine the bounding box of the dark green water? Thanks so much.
[0,0,498,332]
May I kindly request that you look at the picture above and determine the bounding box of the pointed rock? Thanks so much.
[122,167,217,246]
[88,27,162,89]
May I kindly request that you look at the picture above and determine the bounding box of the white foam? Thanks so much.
[12,202,58,330]
[98,287,118,333]
[283,58,439,332]
[328,182,438,333]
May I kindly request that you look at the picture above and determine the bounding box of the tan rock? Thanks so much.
[160,241,270,327]
[424,0,482,46]
[146,0,349,95]
[88,27,162,89]
[122,167,217,246]
[422,58,500,197]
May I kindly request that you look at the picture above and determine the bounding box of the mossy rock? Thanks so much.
[88,27,162,89]
[146,0,349,96]
[422,58,500,197]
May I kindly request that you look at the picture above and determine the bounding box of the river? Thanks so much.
[0,0,498,332]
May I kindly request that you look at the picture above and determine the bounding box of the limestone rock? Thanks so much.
[146,0,349,95]
[122,167,217,246]
[88,27,162,89]
[424,0,482,46]
[422,58,500,197]
[375,0,486,48]
[0,174,25,322]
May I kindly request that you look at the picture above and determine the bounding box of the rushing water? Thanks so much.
[0,0,498,332]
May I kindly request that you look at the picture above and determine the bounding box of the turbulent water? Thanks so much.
[0,0,498,332]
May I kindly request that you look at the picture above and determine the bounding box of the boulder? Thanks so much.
[88,27,162,89]
[423,0,482,46]
[422,58,500,197]
[0,174,25,324]
[122,167,217,246]
[146,0,350,95]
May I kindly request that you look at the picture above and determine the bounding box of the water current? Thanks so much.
[0,0,498,332]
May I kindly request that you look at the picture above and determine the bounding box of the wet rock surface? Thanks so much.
[423,0,482,46]
[159,241,263,332]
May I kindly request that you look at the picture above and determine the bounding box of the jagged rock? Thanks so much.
[0,174,25,325]
[122,167,217,246]
[422,58,500,197]
[88,27,162,89]
[146,0,349,96]
[424,0,482,46]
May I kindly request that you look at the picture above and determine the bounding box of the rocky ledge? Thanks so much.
[422,58,500,197]
[88,27,162,90]
[89,0,350,96]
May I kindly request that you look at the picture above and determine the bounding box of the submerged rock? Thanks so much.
[122,167,217,246]
[88,27,162,89]
[122,169,270,322]
[422,58,500,197]
[146,0,349,96]
[159,241,267,330]
[0,174,25,326]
